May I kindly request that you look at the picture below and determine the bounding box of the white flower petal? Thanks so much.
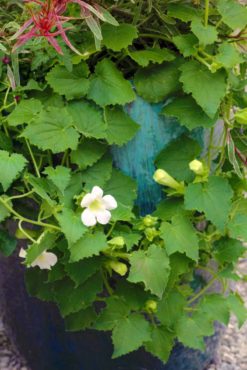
[103,195,117,210]
[92,186,104,198]
[96,210,111,225]
[19,248,27,258]
[31,251,57,270]
[81,193,95,208]
[81,208,97,227]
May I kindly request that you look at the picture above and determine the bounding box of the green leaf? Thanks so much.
[176,315,205,350]
[160,214,199,261]
[154,198,184,221]
[47,263,65,283]
[145,326,175,363]
[191,19,218,46]
[102,23,138,51]
[57,208,87,246]
[228,214,247,241]
[184,176,233,230]
[65,256,102,287]
[129,48,175,67]
[69,230,107,262]
[22,107,79,153]
[88,59,135,106]
[25,232,57,265]
[7,98,43,126]
[115,280,149,310]
[82,154,113,190]
[134,61,182,103]
[95,296,130,331]
[25,269,54,301]
[65,306,97,332]
[157,290,186,328]
[214,238,246,263]
[67,101,107,139]
[0,229,17,256]
[227,293,247,328]
[71,139,107,170]
[161,96,216,130]
[62,173,83,208]
[104,169,137,207]
[0,132,12,152]
[112,313,151,358]
[167,4,203,22]
[217,0,247,30]
[215,42,244,69]
[105,106,139,146]
[197,294,230,325]
[0,200,10,222]
[167,253,191,290]
[43,166,71,194]
[55,273,103,317]
[46,63,89,100]
[27,175,55,206]
[172,34,198,57]
[0,150,27,191]
[179,60,227,118]
[128,244,170,298]
[155,135,201,182]
[114,226,142,251]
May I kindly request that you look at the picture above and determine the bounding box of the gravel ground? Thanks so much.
[0,261,246,370]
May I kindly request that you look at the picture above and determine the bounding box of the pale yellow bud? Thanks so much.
[189,159,204,175]
[153,169,181,190]
[109,261,128,276]
[108,236,125,247]
[145,300,157,313]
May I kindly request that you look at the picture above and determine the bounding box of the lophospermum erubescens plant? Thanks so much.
[0,0,247,362]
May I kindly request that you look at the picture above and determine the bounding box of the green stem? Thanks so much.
[205,0,210,27]
[106,222,116,238]
[25,139,41,178]
[61,150,68,166]
[8,190,35,201]
[0,196,61,231]
[18,220,37,243]
[187,276,217,305]
[101,270,113,295]
[139,33,172,43]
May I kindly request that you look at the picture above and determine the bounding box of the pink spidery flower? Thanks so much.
[12,0,113,54]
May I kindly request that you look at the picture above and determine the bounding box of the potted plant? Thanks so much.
[0,0,246,369]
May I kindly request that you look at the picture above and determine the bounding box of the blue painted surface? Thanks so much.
[111,97,185,215]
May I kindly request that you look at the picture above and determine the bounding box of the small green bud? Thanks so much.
[143,215,157,227]
[209,62,222,73]
[108,236,125,247]
[108,260,128,276]
[145,300,157,313]
[189,159,204,175]
[145,227,159,242]
[153,169,184,192]
[235,108,247,125]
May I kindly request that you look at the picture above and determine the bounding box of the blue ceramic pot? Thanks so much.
[0,97,221,370]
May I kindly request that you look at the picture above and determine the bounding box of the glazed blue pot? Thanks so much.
[0,97,221,370]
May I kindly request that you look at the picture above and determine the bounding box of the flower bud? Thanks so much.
[145,300,157,313]
[143,215,157,227]
[153,169,182,190]
[109,261,128,276]
[235,108,247,125]
[108,236,125,247]
[145,227,159,242]
[189,159,204,175]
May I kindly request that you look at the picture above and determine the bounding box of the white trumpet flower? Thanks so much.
[19,248,57,270]
[80,186,117,227]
